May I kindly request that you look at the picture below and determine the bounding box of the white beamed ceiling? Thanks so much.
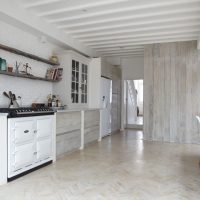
[15,0,200,57]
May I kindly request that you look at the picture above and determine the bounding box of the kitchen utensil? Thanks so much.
[8,91,14,108]
[16,96,22,107]
[12,94,19,108]
[9,91,13,99]
[15,61,21,74]
[13,94,16,101]
[32,103,45,109]
[3,91,10,99]
[13,100,19,108]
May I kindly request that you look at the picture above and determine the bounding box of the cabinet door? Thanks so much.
[71,59,88,105]
[36,138,52,161]
[13,143,35,171]
[11,119,35,144]
[36,116,53,138]
[80,64,88,104]
[71,59,80,104]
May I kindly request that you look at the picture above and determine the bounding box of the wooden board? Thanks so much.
[0,43,59,66]
[0,71,59,82]
[144,41,200,144]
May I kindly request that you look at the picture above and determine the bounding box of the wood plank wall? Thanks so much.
[144,41,200,144]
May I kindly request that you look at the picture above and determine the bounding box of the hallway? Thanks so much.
[0,130,200,200]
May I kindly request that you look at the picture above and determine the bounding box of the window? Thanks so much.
[71,60,88,104]
[81,64,88,103]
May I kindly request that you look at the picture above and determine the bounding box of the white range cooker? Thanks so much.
[0,107,55,181]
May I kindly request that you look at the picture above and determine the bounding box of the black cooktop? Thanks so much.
[0,107,55,118]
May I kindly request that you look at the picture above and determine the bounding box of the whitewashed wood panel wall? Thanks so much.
[144,41,200,144]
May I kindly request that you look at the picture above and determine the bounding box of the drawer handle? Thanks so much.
[24,130,29,133]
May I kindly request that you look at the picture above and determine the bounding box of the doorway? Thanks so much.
[100,77,112,137]
[125,79,143,129]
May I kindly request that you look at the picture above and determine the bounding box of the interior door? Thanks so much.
[100,77,112,137]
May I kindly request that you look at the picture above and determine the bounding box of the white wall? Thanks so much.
[121,57,144,80]
[0,21,61,107]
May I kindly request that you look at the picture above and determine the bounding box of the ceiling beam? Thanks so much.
[71,23,200,39]
[100,49,144,54]
[93,37,197,50]
[90,34,197,48]
[21,0,60,8]
[102,52,144,57]
[59,10,200,30]
[49,1,200,24]
[101,50,144,55]
[97,46,144,52]
[83,29,200,45]
[35,0,128,17]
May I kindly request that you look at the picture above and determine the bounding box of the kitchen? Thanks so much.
[1,0,200,199]
[0,19,121,185]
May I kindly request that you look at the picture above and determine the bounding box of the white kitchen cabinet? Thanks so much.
[54,50,90,108]
[8,115,54,178]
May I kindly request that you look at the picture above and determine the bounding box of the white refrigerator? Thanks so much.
[100,77,112,137]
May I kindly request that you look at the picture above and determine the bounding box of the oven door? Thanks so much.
[13,143,35,171]
[36,138,52,161]
[36,116,53,138]
[10,118,35,144]
[36,116,53,161]
[8,118,36,177]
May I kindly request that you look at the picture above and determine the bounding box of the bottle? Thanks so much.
[0,59,7,71]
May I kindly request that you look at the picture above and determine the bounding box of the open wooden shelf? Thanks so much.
[0,44,60,66]
[0,71,59,82]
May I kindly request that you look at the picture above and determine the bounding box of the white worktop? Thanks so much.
[56,108,100,113]
[0,113,8,116]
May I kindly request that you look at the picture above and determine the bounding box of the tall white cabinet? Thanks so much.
[54,51,90,109]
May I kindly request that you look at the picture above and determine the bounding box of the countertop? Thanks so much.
[0,113,8,116]
[56,108,100,113]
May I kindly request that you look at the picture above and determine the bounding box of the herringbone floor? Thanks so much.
[0,129,200,200]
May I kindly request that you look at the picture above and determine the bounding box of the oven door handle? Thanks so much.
[24,130,29,134]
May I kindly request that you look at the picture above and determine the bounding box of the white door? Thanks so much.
[36,117,53,138]
[36,116,53,161]
[11,119,35,144]
[36,139,52,161]
[13,143,35,171]
[8,118,36,177]
[100,77,112,137]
